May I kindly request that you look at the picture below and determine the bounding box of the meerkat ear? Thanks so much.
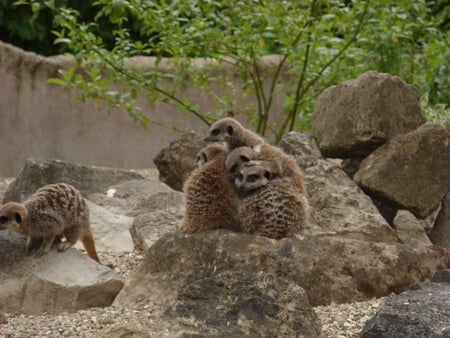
[264,170,272,180]
[14,212,22,224]
[227,125,234,136]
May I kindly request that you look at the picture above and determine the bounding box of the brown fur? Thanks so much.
[226,144,306,194]
[180,144,240,233]
[0,183,100,263]
[235,162,308,239]
[205,117,265,150]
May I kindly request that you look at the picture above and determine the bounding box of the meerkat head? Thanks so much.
[225,146,256,181]
[234,161,273,192]
[0,202,29,235]
[204,117,242,144]
[196,144,227,167]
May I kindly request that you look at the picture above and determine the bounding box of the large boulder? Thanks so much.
[311,71,425,158]
[354,123,450,218]
[278,132,398,243]
[359,270,450,338]
[153,132,207,191]
[114,231,449,308]
[3,158,144,203]
[0,231,123,315]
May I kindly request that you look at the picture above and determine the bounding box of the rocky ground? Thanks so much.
[0,175,385,337]
[0,249,385,338]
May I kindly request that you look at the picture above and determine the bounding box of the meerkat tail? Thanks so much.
[80,228,100,263]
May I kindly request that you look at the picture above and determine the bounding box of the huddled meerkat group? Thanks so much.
[0,116,308,265]
[180,117,309,240]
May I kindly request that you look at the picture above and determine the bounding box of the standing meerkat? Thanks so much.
[226,145,306,194]
[180,144,240,233]
[235,162,308,240]
[0,183,100,263]
[205,117,265,150]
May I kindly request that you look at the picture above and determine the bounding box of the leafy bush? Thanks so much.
[6,0,450,137]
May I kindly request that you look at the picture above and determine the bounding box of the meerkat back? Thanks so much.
[235,163,308,239]
[180,144,240,233]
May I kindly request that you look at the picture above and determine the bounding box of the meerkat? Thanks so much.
[235,162,308,240]
[180,143,240,233]
[204,117,265,150]
[0,183,100,263]
[226,144,306,194]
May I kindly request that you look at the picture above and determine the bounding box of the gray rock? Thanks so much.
[354,123,450,218]
[78,201,134,252]
[3,158,144,203]
[311,71,424,158]
[89,179,185,217]
[0,231,123,315]
[153,132,207,191]
[279,132,398,243]
[114,231,449,308]
[359,276,450,338]
[430,192,450,248]
[167,270,322,337]
[130,210,182,252]
[393,210,433,247]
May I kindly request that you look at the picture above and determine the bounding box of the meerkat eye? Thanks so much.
[14,212,22,224]
[247,174,260,183]
[0,215,8,224]
[211,128,220,136]
[226,126,234,136]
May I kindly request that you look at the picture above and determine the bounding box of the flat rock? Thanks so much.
[3,158,144,203]
[114,231,449,308]
[0,231,123,315]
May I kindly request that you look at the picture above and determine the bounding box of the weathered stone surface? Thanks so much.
[359,272,450,338]
[114,231,449,308]
[279,132,398,243]
[86,179,184,252]
[430,192,450,248]
[393,210,433,247]
[89,179,185,217]
[3,158,144,203]
[80,201,134,252]
[311,71,425,158]
[130,210,182,252]
[354,123,450,218]
[153,132,207,191]
[168,270,322,337]
[0,231,123,315]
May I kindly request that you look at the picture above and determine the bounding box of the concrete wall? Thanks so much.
[0,41,287,177]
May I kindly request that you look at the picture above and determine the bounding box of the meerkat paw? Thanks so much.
[57,241,74,252]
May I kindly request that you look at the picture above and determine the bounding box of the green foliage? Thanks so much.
[6,0,450,137]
